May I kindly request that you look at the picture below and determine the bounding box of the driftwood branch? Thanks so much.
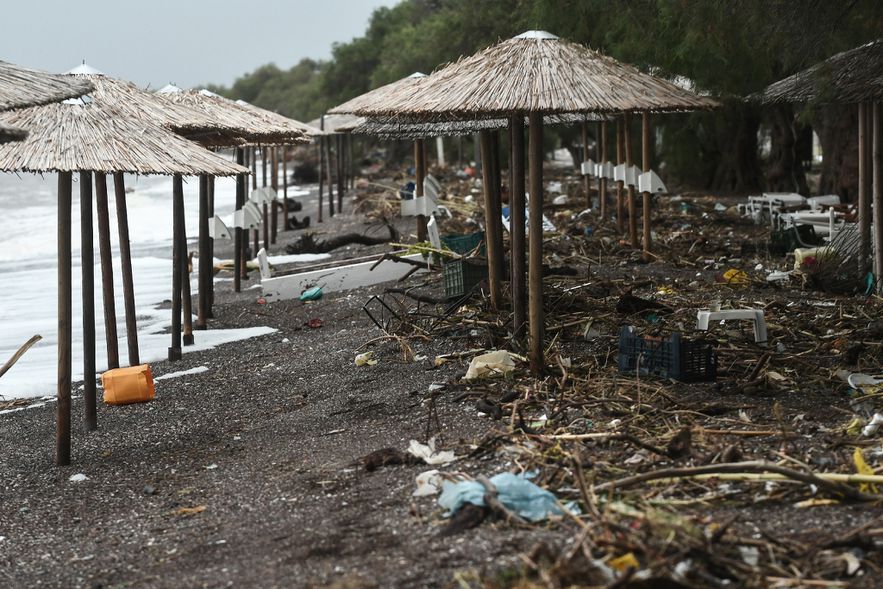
[0,335,41,380]
[593,460,880,501]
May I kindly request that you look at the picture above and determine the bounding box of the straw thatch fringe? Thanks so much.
[339,112,609,139]
[348,32,718,119]
[0,61,92,111]
[0,101,248,176]
[0,122,27,144]
[756,39,883,105]
[307,113,364,135]
[155,86,310,147]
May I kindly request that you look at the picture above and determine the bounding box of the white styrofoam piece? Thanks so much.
[261,253,427,302]
[208,215,231,240]
[638,170,667,194]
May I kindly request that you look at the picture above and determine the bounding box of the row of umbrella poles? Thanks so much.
[0,61,318,465]
[323,31,718,374]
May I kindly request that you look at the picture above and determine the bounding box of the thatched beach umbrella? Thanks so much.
[156,85,310,301]
[347,31,716,374]
[0,99,246,465]
[0,60,92,110]
[757,39,883,289]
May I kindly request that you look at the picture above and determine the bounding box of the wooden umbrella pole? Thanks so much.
[251,147,257,190]
[79,172,97,431]
[874,102,882,294]
[169,174,184,361]
[181,201,194,346]
[479,131,502,309]
[282,147,289,231]
[582,121,591,209]
[509,115,527,342]
[415,138,428,242]
[600,120,608,223]
[94,174,119,369]
[337,134,344,212]
[641,111,652,258]
[196,174,209,330]
[528,113,544,375]
[327,134,335,217]
[113,172,140,366]
[859,102,871,274]
[234,148,245,292]
[207,175,215,317]
[270,146,278,244]
[615,117,624,233]
[262,147,270,251]
[490,131,505,290]
[624,112,638,248]
[57,171,72,466]
[318,137,324,223]
[348,135,355,190]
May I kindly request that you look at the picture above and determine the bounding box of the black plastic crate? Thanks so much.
[443,259,488,300]
[618,326,716,382]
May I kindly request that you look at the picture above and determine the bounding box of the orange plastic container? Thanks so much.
[101,365,155,405]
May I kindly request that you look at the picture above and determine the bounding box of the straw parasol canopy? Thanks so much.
[339,112,609,139]
[0,60,93,111]
[155,85,310,146]
[307,113,363,135]
[233,99,323,138]
[348,31,718,120]
[0,98,247,176]
[0,121,27,144]
[329,72,429,115]
[756,39,883,105]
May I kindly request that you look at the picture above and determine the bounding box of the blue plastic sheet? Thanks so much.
[438,472,574,522]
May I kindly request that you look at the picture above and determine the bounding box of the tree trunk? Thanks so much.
[709,103,763,193]
[765,103,809,194]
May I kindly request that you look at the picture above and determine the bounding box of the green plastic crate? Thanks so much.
[443,259,488,300]
[441,232,485,255]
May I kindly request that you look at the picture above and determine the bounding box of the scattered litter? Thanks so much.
[354,351,377,366]
[69,473,88,482]
[306,318,323,329]
[464,350,517,380]
[862,414,883,437]
[155,366,209,381]
[299,286,323,302]
[407,437,457,465]
[413,470,442,497]
[438,472,576,522]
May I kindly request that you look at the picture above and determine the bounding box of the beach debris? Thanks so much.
[413,470,442,496]
[407,437,456,465]
[438,472,574,524]
[68,473,88,482]
[306,318,323,329]
[285,223,398,254]
[0,334,41,380]
[363,448,422,471]
[464,350,517,380]
[615,292,672,315]
[862,414,883,437]
[299,286,323,302]
[696,308,767,343]
[354,351,377,366]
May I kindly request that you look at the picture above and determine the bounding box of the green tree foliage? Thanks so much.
[209,0,882,191]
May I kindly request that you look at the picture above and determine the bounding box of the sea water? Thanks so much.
[0,170,314,399]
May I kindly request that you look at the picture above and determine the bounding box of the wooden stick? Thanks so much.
[641,111,652,258]
[262,147,269,251]
[479,131,502,309]
[510,115,526,342]
[282,147,289,231]
[181,218,194,346]
[318,135,324,223]
[582,121,591,209]
[197,175,209,330]
[528,112,544,375]
[270,146,278,244]
[234,148,245,292]
[94,174,119,369]
[615,117,624,233]
[80,171,97,430]
[624,112,638,248]
[873,102,882,294]
[593,460,880,501]
[337,134,345,212]
[415,138,428,242]
[327,134,335,217]
[169,174,184,361]
[57,171,72,466]
[0,335,41,380]
[113,172,139,366]
[207,175,215,317]
[859,102,871,274]
[600,120,608,222]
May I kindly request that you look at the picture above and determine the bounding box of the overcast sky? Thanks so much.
[2,0,399,89]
